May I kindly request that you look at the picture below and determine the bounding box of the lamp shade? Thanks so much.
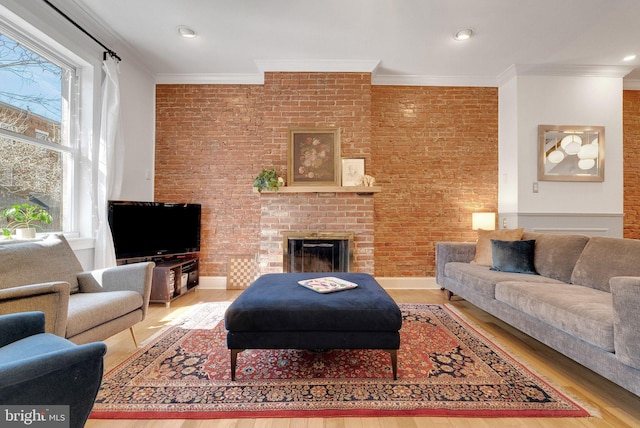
[578,144,598,160]
[472,212,496,230]
[560,134,582,149]
[547,149,565,163]
[578,159,596,170]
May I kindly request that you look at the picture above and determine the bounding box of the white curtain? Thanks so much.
[94,56,124,269]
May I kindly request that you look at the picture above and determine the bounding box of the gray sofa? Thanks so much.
[436,231,640,397]
[0,234,154,346]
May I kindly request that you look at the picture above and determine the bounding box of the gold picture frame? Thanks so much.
[288,128,341,186]
[538,125,605,182]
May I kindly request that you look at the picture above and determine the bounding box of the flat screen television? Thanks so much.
[108,201,201,261]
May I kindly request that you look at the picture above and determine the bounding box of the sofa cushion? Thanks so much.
[66,291,143,338]
[571,236,640,292]
[472,228,524,266]
[444,262,561,299]
[0,234,83,293]
[521,232,589,283]
[490,239,537,274]
[495,281,614,352]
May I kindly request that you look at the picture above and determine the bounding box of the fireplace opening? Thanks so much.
[283,232,353,273]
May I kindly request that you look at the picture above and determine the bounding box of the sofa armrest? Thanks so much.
[77,262,155,318]
[610,276,640,370]
[0,283,70,337]
[435,242,476,286]
[0,312,45,347]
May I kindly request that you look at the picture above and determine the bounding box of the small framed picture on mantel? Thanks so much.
[341,158,365,186]
[288,128,341,186]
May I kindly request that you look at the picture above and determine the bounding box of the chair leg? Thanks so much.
[130,327,139,348]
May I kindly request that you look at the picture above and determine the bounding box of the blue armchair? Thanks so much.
[0,312,106,428]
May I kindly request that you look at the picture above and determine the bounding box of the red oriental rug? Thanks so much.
[90,302,589,419]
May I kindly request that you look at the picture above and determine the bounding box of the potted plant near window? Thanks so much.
[1,203,53,239]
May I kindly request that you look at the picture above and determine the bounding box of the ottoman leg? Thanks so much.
[388,349,398,380]
[230,349,244,381]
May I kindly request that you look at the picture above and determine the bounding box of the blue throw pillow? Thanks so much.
[490,239,538,274]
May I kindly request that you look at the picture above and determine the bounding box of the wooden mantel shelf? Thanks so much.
[254,186,381,194]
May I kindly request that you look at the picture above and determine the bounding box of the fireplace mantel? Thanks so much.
[254,186,381,194]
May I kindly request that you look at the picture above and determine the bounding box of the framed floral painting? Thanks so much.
[288,128,341,186]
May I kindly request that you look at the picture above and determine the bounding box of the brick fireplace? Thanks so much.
[283,231,354,272]
[258,191,375,274]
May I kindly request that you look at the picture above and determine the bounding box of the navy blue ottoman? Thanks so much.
[224,272,402,380]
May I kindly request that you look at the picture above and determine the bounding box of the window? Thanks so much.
[0,29,77,235]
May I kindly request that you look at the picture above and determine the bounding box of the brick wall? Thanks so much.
[155,84,265,275]
[261,72,373,179]
[624,90,640,239]
[155,76,499,277]
[372,86,499,276]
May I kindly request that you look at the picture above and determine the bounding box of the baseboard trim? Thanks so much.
[198,276,227,289]
[197,276,438,290]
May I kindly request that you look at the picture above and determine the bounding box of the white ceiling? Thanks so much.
[68,0,640,86]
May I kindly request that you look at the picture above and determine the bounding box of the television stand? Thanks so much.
[150,256,199,307]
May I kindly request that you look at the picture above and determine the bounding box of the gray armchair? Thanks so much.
[0,234,154,346]
[0,311,106,428]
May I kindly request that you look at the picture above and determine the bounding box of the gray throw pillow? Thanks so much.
[490,239,538,275]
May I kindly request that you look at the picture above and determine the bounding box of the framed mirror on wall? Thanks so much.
[538,125,605,182]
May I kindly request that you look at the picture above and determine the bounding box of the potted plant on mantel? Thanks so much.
[253,168,284,193]
[1,203,53,239]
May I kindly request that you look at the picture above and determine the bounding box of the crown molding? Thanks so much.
[624,79,640,90]
[372,74,497,87]
[156,60,382,85]
[497,64,634,86]
[154,61,640,88]
[156,73,264,85]
[254,59,380,74]
[155,71,499,87]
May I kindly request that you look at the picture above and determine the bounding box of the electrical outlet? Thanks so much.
[533,182,539,193]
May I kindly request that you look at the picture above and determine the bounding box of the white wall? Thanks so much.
[517,75,623,213]
[498,75,519,228]
[498,71,625,236]
[115,59,155,202]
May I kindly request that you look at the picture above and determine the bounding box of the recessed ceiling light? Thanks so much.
[177,26,197,39]
[623,54,637,62]
[454,28,474,41]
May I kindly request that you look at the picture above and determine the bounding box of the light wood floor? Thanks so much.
[86,288,640,428]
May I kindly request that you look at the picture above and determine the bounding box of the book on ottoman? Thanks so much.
[298,276,358,293]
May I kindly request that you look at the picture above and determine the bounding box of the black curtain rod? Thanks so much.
[42,0,121,62]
